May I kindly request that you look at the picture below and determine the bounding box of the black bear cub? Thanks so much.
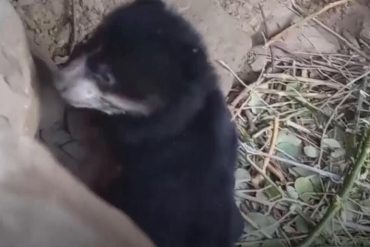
[55,0,244,246]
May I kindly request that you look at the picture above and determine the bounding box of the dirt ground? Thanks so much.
[11,0,370,198]
[8,0,370,244]
[11,0,370,88]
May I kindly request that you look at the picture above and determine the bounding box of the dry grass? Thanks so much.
[230,48,370,246]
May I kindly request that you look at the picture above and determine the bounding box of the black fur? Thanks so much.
[69,1,244,246]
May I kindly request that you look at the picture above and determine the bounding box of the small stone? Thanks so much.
[248,45,268,72]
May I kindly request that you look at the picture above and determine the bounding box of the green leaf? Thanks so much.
[276,129,302,159]
[246,213,279,236]
[256,191,269,202]
[277,129,302,146]
[282,224,296,234]
[322,138,341,150]
[308,175,322,192]
[287,186,299,200]
[295,216,309,233]
[277,142,302,159]
[329,148,347,173]
[330,148,346,159]
[295,177,314,202]
[235,168,251,182]
[264,186,282,200]
[304,145,319,158]
[249,92,264,114]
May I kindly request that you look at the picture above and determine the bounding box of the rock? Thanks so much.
[277,25,340,55]
[0,0,40,136]
[248,45,268,72]
[0,115,155,247]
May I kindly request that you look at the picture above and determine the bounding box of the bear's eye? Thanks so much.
[92,70,115,91]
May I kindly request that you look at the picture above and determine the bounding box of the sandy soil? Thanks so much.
[9,0,370,195]
[11,0,370,84]
[10,0,251,93]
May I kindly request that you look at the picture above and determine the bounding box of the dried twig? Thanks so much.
[291,0,370,61]
[299,127,370,247]
[268,161,287,184]
[217,60,250,89]
[265,0,353,47]
[355,77,368,132]
[317,93,352,167]
[264,73,343,89]
[234,23,369,244]
[246,155,285,195]
[262,117,279,173]
[246,150,341,180]
[258,3,275,69]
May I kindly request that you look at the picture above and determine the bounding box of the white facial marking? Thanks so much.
[60,78,103,109]
[55,56,103,109]
[104,94,151,115]
[55,56,152,115]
